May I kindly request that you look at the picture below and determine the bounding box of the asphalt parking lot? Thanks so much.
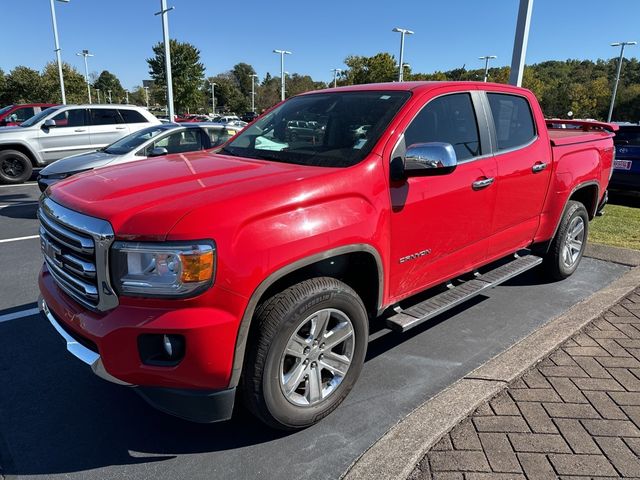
[0,181,631,480]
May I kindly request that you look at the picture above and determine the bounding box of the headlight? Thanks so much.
[111,241,215,297]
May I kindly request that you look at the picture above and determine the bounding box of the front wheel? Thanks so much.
[0,150,33,184]
[241,277,368,430]
[544,200,589,280]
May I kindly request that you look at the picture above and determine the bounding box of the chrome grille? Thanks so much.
[38,196,118,311]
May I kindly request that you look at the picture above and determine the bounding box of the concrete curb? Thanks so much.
[342,246,640,480]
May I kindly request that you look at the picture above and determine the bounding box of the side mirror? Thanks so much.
[403,142,457,177]
[43,119,57,128]
[149,146,168,157]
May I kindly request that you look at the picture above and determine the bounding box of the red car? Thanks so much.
[38,81,615,429]
[0,103,57,126]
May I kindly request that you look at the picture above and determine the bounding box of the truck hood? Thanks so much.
[48,150,334,240]
[41,150,115,175]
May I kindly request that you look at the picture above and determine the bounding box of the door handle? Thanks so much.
[74,129,87,132]
[532,162,547,173]
[472,177,494,190]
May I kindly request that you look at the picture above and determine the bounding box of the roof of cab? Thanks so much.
[308,81,530,94]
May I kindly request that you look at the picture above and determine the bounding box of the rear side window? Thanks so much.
[51,108,88,127]
[487,93,536,151]
[404,93,480,161]
[90,109,122,126]
[119,109,148,124]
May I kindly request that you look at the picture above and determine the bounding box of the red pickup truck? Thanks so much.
[38,81,616,430]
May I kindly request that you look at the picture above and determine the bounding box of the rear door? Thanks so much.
[388,89,498,300]
[483,91,551,257]
[37,108,91,162]
[89,108,129,148]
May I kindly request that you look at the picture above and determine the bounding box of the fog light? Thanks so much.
[138,334,186,366]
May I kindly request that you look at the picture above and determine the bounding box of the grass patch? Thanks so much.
[589,204,640,250]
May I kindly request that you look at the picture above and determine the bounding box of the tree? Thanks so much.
[5,66,42,103]
[0,69,7,105]
[285,74,325,97]
[147,39,205,113]
[40,62,86,104]
[207,73,248,113]
[343,53,397,85]
[256,73,281,112]
[231,62,257,99]
[93,70,125,104]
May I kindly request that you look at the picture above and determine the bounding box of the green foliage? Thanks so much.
[0,69,7,105]
[147,39,205,113]
[4,66,42,103]
[342,53,397,85]
[93,70,125,103]
[41,62,87,104]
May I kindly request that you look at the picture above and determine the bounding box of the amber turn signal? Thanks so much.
[180,250,215,282]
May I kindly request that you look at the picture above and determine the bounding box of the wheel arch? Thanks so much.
[229,244,384,388]
[0,143,39,166]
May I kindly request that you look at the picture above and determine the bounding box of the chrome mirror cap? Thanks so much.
[404,142,457,177]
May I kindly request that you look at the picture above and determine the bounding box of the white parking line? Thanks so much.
[0,235,39,244]
[0,307,40,324]
[0,182,37,188]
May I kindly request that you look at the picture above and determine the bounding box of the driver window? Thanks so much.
[404,93,480,161]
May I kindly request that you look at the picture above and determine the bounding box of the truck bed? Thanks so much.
[547,119,618,147]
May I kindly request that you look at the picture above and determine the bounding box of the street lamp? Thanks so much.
[49,0,69,104]
[479,55,497,82]
[125,89,129,104]
[331,68,342,88]
[273,49,292,101]
[96,88,100,103]
[144,86,150,109]
[250,74,258,112]
[392,27,414,82]
[155,0,175,121]
[607,41,637,122]
[107,89,112,104]
[210,82,217,114]
[76,49,94,103]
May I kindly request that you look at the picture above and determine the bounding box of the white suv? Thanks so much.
[0,104,160,184]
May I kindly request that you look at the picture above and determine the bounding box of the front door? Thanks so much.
[388,90,498,302]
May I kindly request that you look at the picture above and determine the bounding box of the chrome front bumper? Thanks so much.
[39,297,133,387]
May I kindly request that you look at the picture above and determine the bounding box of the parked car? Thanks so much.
[241,111,259,123]
[611,124,640,191]
[285,120,324,142]
[38,123,242,191]
[38,82,615,430]
[0,104,160,184]
[0,103,57,127]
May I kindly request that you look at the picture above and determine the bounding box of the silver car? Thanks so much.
[0,104,160,184]
[37,123,242,192]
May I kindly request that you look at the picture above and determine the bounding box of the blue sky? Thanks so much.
[2,0,640,90]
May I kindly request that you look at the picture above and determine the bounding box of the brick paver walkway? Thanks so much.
[409,288,640,479]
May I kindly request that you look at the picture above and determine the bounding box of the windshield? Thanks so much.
[20,106,62,127]
[223,90,410,168]
[104,125,173,155]
[615,128,640,146]
[0,105,14,116]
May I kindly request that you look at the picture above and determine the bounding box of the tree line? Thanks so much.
[2,39,640,122]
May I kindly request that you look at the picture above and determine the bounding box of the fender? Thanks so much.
[227,243,384,388]
[0,140,41,165]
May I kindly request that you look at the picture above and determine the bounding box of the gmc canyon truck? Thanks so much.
[38,82,616,430]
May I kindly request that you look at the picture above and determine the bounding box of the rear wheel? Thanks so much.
[0,150,33,184]
[544,200,589,280]
[241,277,368,430]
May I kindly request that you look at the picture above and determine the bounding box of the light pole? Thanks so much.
[76,49,94,103]
[107,89,112,104]
[49,0,69,104]
[479,55,497,82]
[273,49,292,101]
[607,41,637,122]
[392,27,414,82]
[155,0,175,121]
[509,0,533,86]
[331,68,342,88]
[144,86,150,109]
[210,82,217,114]
[96,88,100,103]
[250,74,258,112]
[125,90,129,104]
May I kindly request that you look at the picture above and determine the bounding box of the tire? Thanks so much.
[0,150,33,185]
[544,200,589,280]
[241,277,368,430]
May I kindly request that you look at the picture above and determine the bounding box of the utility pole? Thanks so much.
[49,0,69,104]
[155,0,175,121]
[76,49,94,103]
[125,90,129,104]
[393,27,414,82]
[250,74,258,112]
[210,82,217,114]
[144,86,150,109]
[273,49,292,101]
[96,88,100,103]
[607,41,637,122]
[331,68,342,88]
[107,89,112,103]
[509,0,533,86]
[479,55,497,82]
